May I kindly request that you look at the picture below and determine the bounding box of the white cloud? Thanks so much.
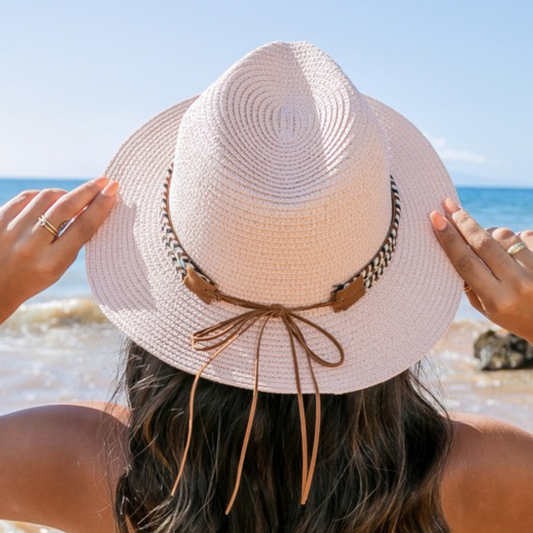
[424,134,487,165]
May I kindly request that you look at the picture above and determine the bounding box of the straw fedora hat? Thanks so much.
[86,40,462,397]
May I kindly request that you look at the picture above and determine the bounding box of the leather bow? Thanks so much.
[170,265,347,514]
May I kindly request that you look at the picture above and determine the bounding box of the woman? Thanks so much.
[1,40,532,533]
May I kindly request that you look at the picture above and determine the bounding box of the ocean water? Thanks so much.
[0,178,532,533]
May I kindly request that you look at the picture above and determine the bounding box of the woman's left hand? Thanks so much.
[0,177,118,324]
[429,198,533,345]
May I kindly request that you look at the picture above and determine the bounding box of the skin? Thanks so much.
[0,185,532,532]
[430,199,533,345]
[0,177,117,323]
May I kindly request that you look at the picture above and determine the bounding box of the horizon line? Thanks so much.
[0,175,532,190]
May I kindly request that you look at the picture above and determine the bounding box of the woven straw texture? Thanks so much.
[86,41,462,394]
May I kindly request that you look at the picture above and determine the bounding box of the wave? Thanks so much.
[0,297,496,337]
[1,298,107,333]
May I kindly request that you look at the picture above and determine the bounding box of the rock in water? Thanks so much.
[474,330,533,370]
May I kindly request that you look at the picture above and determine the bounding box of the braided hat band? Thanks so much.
[161,165,401,305]
[160,163,401,513]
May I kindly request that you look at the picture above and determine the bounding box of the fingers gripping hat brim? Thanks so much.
[85,94,462,395]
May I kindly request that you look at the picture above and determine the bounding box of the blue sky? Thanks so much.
[0,0,531,187]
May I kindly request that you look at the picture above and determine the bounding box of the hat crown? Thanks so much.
[168,41,392,306]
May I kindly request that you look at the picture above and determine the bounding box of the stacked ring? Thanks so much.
[38,215,60,238]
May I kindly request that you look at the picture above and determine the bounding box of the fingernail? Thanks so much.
[430,210,448,231]
[443,198,460,213]
[102,181,119,197]
[92,176,109,189]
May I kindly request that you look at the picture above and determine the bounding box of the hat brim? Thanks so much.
[85,94,462,394]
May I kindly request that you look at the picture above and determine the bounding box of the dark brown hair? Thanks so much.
[109,338,453,532]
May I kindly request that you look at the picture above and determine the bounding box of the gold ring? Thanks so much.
[463,283,473,293]
[38,215,60,238]
[507,241,527,256]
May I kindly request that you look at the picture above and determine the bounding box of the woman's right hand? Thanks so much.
[429,198,533,344]
[0,177,118,324]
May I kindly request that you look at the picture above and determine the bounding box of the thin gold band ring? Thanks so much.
[507,241,527,256]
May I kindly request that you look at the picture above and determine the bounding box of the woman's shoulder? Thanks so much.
[0,401,131,532]
[441,411,533,532]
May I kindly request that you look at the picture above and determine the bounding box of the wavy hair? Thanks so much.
[107,338,453,533]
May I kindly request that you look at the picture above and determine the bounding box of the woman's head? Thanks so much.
[89,40,461,532]
[110,338,453,533]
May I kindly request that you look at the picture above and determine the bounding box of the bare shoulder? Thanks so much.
[0,401,131,533]
[441,412,533,533]
[60,399,131,427]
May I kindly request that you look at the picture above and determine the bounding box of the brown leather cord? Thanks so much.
[170,266,345,514]
[224,314,268,513]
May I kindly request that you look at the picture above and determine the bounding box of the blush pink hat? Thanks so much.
[85,40,462,511]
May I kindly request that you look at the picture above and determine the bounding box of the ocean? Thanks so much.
[0,178,532,533]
